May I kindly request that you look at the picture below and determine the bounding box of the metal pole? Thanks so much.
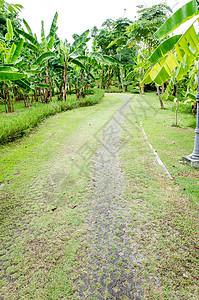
[191,71,199,159]
[183,62,199,167]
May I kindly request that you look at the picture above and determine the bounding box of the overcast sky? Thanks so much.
[9,0,190,42]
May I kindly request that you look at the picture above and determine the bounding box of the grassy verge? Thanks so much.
[0,88,104,144]
[120,93,198,299]
[0,93,127,299]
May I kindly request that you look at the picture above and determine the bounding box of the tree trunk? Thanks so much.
[101,69,104,89]
[162,83,166,94]
[60,72,63,101]
[124,69,128,92]
[119,51,125,92]
[4,83,13,113]
[45,62,50,103]
[39,73,43,102]
[139,69,144,93]
[156,84,165,109]
[107,67,113,89]
[192,100,197,115]
[63,64,68,102]
[175,85,179,126]
[24,91,30,108]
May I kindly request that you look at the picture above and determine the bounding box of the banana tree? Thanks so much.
[56,30,90,101]
[0,18,26,112]
[141,0,199,164]
[16,12,58,103]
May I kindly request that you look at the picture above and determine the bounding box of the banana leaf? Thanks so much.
[69,33,89,55]
[47,33,55,50]
[41,21,47,51]
[22,19,33,36]
[141,53,178,86]
[47,12,58,41]
[187,92,196,100]
[155,0,199,39]
[33,52,56,66]
[24,42,40,53]
[5,18,13,41]
[103,55,121,65]
[10,38,24,63]
[68,58,85,69]
[149,35,182,65]
[0,66,25,81]
[15,78,32,91]
[36,83,52,88]
[16,29,40,49]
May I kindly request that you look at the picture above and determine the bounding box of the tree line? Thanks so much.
[0,0,197,114]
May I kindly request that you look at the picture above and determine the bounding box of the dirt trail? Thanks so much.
[73,96,151,299]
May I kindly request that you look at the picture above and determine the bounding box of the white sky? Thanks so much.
[8,0,191,42]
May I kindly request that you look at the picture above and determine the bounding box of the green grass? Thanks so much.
[120,93,198,299]
[0,93,127,299]
[0,88,104,144]
[0,92,198,299]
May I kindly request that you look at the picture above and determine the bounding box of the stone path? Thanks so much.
[73,97,145,299]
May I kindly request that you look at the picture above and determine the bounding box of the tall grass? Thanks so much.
[0,89,104,144]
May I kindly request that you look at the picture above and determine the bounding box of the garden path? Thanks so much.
[73,96,147,299]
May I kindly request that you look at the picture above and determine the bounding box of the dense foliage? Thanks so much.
[0,1,197,128]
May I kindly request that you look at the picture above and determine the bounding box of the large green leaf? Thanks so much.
[24,42,40,53]
[22,19,33,36]
[149,35,182,65]
[36,83,52,88]
[33,52,56,66]
[0,66,17,72]
[141,53,178,85]
[90,52,104,62]
[155,0,198,39]
[0,66,25,81]
[41,21,47,51]
[68,58,85,69]
[7,43,16,63]
[173,23,199,67]
[16,29,40,49]
[47,12,58,41]
[10,38,24,63]
[126,70,134,80]
[103,55,121,65]
[143,21,199,86]
[5,18,13,41]
[15,78,32,90]
[69,32,89,55]
[47,33,55,50]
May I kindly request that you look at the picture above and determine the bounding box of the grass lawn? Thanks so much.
[0,92,198,299]
[120,93,198,299]
[0,93,127,299]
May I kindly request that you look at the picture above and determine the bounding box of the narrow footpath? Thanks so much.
[73,97,149,299]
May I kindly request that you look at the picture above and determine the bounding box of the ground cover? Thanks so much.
[0,92,198,299]
[0,93,126,299]
[120,93,198,299]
